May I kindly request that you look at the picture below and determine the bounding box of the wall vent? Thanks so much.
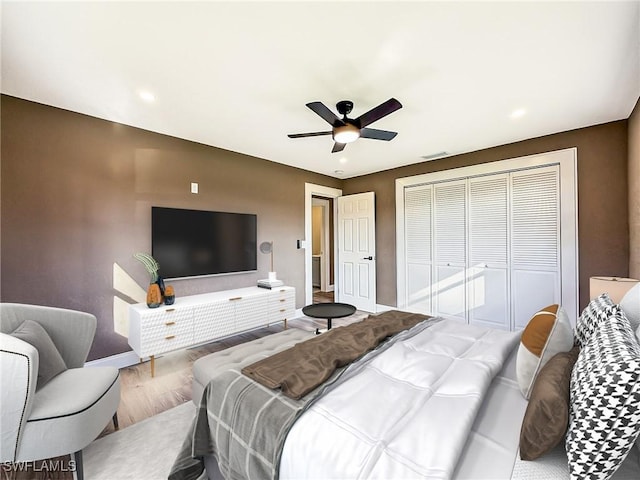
[420,151,449,161]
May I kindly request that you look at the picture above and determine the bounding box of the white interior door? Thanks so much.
[404,185,433,314]
[510,166,561,329]
[467,174,509,330]
[433,180,467,322]
[337,192,376,312]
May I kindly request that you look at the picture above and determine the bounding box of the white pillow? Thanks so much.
[516,304,574,399]
[620,282,640,331]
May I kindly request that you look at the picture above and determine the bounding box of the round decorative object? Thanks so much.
[259,241,273,254]
[259,241,275,271]
[146,283,162,308]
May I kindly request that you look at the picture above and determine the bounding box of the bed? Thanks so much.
[171,291,640,480]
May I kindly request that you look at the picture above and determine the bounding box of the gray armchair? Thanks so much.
[0,303,120,480]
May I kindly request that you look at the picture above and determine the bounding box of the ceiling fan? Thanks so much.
[288,98,402,153]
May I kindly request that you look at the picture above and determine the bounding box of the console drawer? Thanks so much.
[134,307,193,356]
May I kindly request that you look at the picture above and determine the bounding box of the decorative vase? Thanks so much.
[164,285,175,305]
[146,283,162,308]
[155,276,166,297]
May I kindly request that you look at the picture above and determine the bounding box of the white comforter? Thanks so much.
[279,319,519,479]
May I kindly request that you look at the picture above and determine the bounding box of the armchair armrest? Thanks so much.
[0,303,97,368]
[0,333,38,463]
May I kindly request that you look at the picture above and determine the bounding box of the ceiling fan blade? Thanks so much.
[355,98,402,128]
[332,142,346,153]
[360,128,398,141]
[306,102,345,127]
[288,131,332,139]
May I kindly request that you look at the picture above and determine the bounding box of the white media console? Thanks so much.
[128,286,295,376]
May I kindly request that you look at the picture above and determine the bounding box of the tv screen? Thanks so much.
[152,207,257,279]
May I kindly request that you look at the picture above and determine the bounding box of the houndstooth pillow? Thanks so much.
[574,293,620,348]
[566,311,640,479]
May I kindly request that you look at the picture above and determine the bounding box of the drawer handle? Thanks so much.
[279,299,286,302]
[165,308,176,313]
[165,335,175,340]
[280,309,286,313]
[280,289,286,292]
[229,297,242,301]
[165,321,176,326]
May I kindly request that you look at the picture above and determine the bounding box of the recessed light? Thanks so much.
[339,157,348,164]
[139,90,155,102]
[510,108,526,119]
[334,170,344,175]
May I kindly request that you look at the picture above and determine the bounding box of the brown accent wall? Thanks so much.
[1,94,633,360]
[629,97,640,279]
[343,121,630,311]
[1,95,340,360]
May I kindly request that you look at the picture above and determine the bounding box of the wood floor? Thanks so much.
[313,289,334,303]
[104,308,363,434]
[4,307,366,480]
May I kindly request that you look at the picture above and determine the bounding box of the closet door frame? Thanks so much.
[396,148,578,325]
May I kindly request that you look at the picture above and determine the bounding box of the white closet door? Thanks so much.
[468,174,509,329]
[404,185,433,314]
[511,166,561,330]
[433,179,467,322]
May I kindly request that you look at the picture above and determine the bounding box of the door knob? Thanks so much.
[362,256,373,260]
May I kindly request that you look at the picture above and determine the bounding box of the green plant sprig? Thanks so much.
[133,252,160,282]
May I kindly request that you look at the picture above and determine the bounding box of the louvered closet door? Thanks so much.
[511,166,561,330]
[404,185,433,314]
[433,179,467,322]
[468,174,510,329]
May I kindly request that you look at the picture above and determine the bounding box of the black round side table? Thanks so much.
[302,302,357,334]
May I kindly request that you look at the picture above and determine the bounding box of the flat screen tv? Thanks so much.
[151,207,257,279]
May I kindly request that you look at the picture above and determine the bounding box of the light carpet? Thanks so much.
[84,402,196,480]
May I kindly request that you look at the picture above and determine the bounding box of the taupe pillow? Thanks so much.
[519,346,580,460]
[11,320,68,389]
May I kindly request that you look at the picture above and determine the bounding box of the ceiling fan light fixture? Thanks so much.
[289,98,401,152]
[333,124,360,144]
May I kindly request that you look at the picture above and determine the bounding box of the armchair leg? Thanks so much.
[113,412,119,430]
[73,450,84,480]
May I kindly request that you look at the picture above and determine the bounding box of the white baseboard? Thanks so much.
[85,350,142,369]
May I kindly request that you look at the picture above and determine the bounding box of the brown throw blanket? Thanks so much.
[241,310,429,399]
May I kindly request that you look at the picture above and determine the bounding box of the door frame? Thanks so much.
[305,183,342,306]
[312,197,332,292]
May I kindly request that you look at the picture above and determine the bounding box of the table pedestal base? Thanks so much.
[315,318,333,335]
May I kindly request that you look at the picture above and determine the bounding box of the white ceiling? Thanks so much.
[2,1,639,178]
